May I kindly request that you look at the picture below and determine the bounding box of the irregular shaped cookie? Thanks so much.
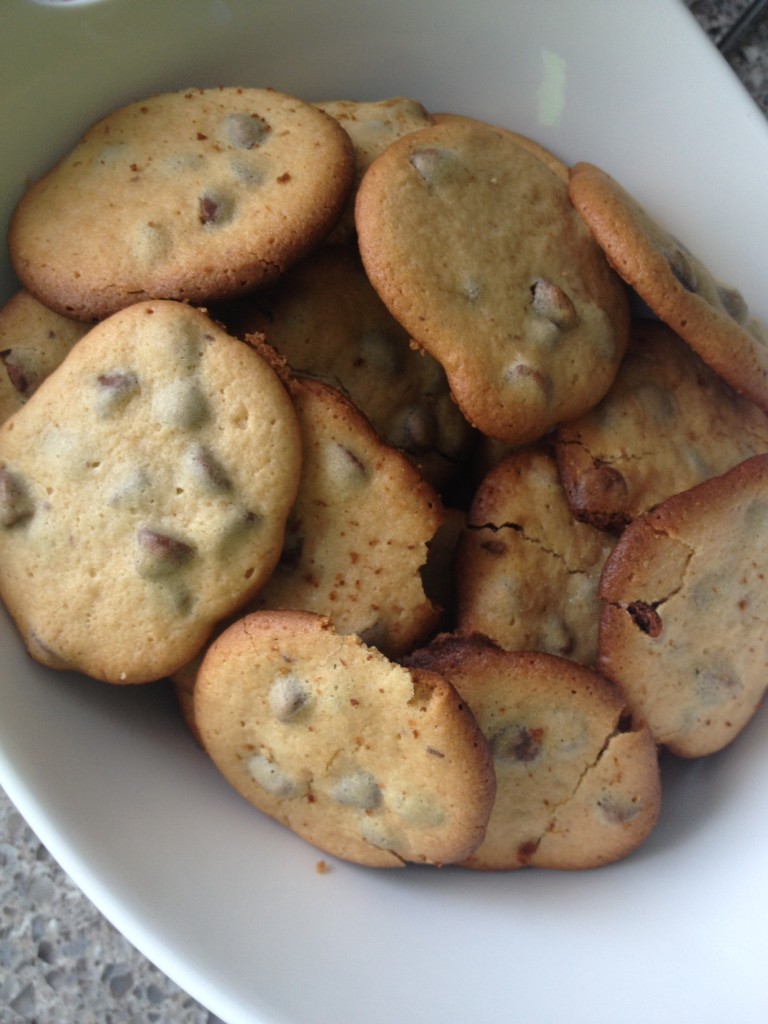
[0,300,301,684]
[355,119,630,445]
[9,87,355,321]
[315,96,434,244]
[568,161,768,413]
[455,448,616,665]
[194,610,495,867]
[218,244,474,487]
[405,634,660,870]
[556,319,768,531]
[598,453,768,757]
[252,373,446,657]
[0,290,91,422]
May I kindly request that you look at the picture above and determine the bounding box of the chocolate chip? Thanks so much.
[198,190,235,227]
[186,442,232,492]
[0,350,31,397]
[504,362,553,401]
[664,244,698,292]
[135,526,195,579]
[490,724,544,763]
[627,600,662,637]
[530,279,579,329]
[95,369,140,416]
[247,754,306,799]
[597,795,641,824]
[409,147,462,189]
[222,112,270,149]
[479,538,507,556]
[390,404,437,454]
[330,770,382,810]
[0,467,34,527]
[717,284,749,324]
[358,328,406,376]
[269,673,311,721]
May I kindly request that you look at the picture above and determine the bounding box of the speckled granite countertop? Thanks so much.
[2,2,767,1022]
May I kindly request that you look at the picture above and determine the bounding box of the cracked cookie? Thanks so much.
[0,289,92,423]
[355,117,630,445]
[193,610,495,867]
[404,633,660,870]
[8,87,355,321]
[250,373,447,657]
[556,319,768,532]
[598,453,768,757]
[0,299,301,684]
[217,243,474,488]
[568,161,768,413]
[455,448,616,664]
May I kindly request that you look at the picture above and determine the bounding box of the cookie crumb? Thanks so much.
[315,859,330,874]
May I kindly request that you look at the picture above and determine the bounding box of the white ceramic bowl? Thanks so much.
[2,2,768,1023]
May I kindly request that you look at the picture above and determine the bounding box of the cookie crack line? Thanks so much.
[531,707,639,850]
[559,437,660,467]
[605,533,694,634]
[467,519,595,575]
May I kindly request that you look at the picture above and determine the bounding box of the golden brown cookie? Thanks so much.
[455,448,616,665]
[9,87,355,321]
[556,319,768,532]
[315,96,434,244]
[355,118,630,445]
[0,300,301,684]
[405,634,661,870]
[431,112,569,182]
[251,374,446,658]
[598,453,768,757]
[217,244,474,488]
[0,290,92,423]
[569,161,768,413]
[194,610,495,867]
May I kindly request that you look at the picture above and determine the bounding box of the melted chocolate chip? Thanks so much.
[0,350,31,396]
[627,600,663,637]
[135,526,195,579]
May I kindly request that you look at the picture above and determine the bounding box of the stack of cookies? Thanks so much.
[2,85,766,870]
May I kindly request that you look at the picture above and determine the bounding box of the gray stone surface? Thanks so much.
[1,2,767,1021]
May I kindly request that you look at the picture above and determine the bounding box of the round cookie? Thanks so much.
[455,448,616,665]
[251,373,446,658]
[598,453,768,757]
[0,300,302,684]
[9,87,356,321]
[218,244,475,488]
[315,96,434,245]
[355,118,630,445]
[193,610,495,867]
[0,289,92,423]
[568,161,768,413]
[405,634,660,870]
[556,319,768,532]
